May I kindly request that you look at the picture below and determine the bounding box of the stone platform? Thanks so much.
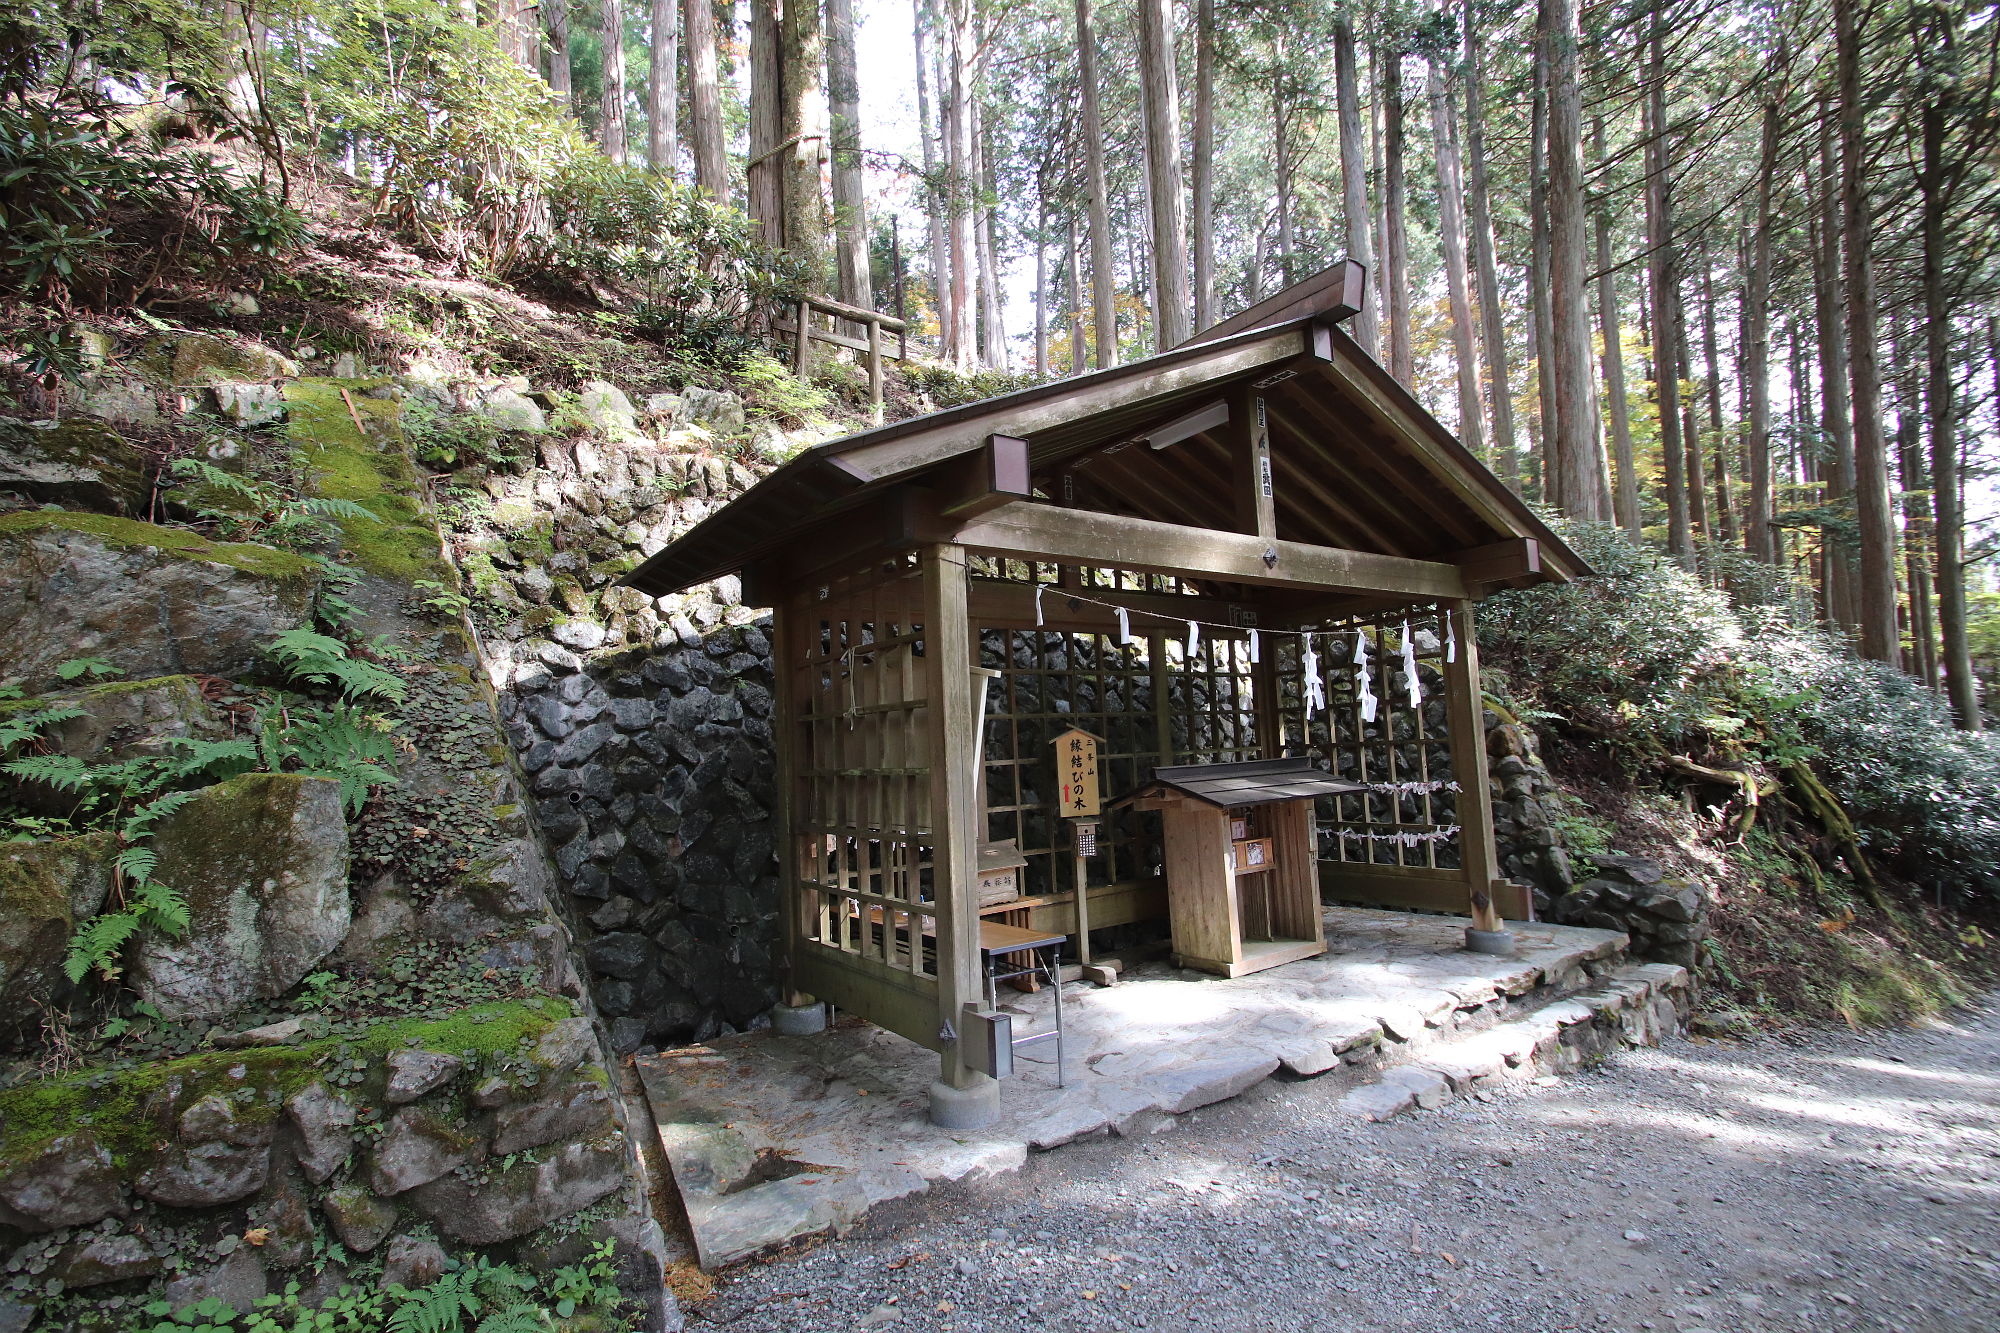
[636,908,1633,1269]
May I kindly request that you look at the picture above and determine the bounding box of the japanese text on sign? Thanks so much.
[1052,728,1101,817]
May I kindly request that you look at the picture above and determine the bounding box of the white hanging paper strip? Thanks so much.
[1301,634,1325,718]
[1247,628,1260,664]
[1358,779,1461,796]
[1445,614,1457,664]
[1187,619,1200,656]
[1328,824,1462,846]
[1116,606,1130,645]
[1034,584,1046,627]
[1401,620,1422,709]
[1354,630,1378,723]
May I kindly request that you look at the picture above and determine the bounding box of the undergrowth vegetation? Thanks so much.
[1483,522,2000,1021]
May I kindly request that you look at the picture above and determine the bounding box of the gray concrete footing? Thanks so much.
[769,1002,827,1036]
[928,1076,1002,1129]
[1465,927,1516,957]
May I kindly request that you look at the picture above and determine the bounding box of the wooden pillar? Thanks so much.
[1441,598,1505,933]
[772,599,811,1007]
[867,318,885,424]
[921,545,993,1108]
[1231,390,1277,543]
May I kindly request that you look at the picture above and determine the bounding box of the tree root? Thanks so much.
[1781,761,1890,914]
[1662,756,1772,843]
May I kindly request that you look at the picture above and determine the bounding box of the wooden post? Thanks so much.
[1441,598,1506,935]
[922,544,997,1123]
[794,297,813,377]
[773,599,811,1007]
[868,316,885,424]
[1231,390,1278,544]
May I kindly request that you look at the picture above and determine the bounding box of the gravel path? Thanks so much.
[686,997,2000,1333]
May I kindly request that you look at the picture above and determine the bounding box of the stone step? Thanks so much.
[1338,961,1692,1121]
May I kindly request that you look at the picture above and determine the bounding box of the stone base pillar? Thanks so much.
[769,1001,827,1036]
[928,1076,1001,1130]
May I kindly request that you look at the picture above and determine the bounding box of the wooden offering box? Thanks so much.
[1118,759,1364,978]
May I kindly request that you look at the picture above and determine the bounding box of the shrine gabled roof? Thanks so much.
[1114,758,1369,810]
[621,312,1588,598]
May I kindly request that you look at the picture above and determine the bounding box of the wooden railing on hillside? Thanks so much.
[774,295,909,422]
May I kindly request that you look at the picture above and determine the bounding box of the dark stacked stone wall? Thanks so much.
[500,628,780,1051]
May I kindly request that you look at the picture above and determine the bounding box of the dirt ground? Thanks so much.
[682,998,2000,1333]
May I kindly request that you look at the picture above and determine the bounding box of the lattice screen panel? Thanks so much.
[1268,604,1462,871]
[790,555,939,982]
[978,629,1164,897]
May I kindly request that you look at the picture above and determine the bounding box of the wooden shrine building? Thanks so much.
[623,267,1588,1128]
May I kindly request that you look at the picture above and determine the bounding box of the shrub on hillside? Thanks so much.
[1482,522,2000,900]
[0,105,307,310]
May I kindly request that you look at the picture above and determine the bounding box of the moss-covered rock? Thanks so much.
[0,512,320,692]
[0,996,571,1168]
[407,1134,624,1244]
[0,1133,124,1233]
[0,835,113,1024]
[284,380,445,582]
[4,675,224,779]
[0,417,148,514]
[149,332,299,386]
[132,773,351,1021]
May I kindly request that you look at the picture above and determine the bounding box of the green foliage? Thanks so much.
[167,457,376,553]
[401,403,522,473]
[733,354,833,429]
[258,702,398,815]
[1482,521,2000,900]
[898,361,1044,411]
[0,105,307,311]
[527,161,804,368]
[1,639,399,983]
[133,1241,627,1332]
[267,629,407,704]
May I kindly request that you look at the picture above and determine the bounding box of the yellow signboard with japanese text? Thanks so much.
[1053,727,1102,817]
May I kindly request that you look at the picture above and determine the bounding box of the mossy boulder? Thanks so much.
[151,332,299,386]
[2,678,226,816]
[0,1133,124,1233]
[0,512,320,693]
[407,1134,624,1244]
[0,417,149,514]
[132,773,351,1021]
[0,834,113,1024]
[284,380,445,581]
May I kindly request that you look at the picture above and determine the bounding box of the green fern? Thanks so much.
[474,1307,549,1333]
[268,628,406,703]
[260,703,397,815]
[0,702,83,753]
[385,1269,481,1333]
[3,752,92,791]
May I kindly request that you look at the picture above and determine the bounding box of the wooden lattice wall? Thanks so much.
[780,554,944,1044]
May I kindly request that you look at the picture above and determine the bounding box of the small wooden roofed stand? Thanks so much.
[1115,759,1364,979]
[622,263,1588,1130]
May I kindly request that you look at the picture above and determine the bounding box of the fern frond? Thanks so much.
[132,878,189,936]
[64,911,142,982]
[0,703,84,752]
[122,787,197,840]
[113,844,157,883]
[164,736,261,782]
[298,496,377,521]
[474,1307,549,1333]
[2,754,92,792]
[168,457,264,498]
[268,629,406,703]
[385,1270,481,1333]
